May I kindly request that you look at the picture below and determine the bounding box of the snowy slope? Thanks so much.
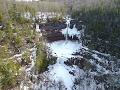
[46,40,82,90]
[47,40,82,58]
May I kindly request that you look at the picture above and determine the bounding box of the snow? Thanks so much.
[46,40,82,90]
[0,26,2,29]
[24,86,29,90]
[50,62,73,90]
[19,47,37,90]
[10,53,22,59]
[47,40,82,58]
[92,50,110,57]
[92,54,101,61]
[62,26,77,37]
[36,24,40,32]
[61,15,83,40]
[26,47,36,72]
[61,24,84,40]
[20,81,24,89]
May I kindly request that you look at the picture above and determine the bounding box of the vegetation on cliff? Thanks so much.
[0,0,64,89]
[0,1,37,89]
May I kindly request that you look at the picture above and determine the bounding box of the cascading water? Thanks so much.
[65,16,71,43]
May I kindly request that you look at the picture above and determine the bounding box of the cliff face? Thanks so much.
[37,20,84,42]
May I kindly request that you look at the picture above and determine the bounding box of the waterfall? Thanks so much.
[65,26,68,43]
[65,16,71,43]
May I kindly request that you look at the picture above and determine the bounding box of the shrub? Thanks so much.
[14,35,21,45]
[22,52,31,63]
[0,58,20,89]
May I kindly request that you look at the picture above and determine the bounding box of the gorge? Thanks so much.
[19,16,120,90]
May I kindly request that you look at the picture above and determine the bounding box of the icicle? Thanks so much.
[72,35,74,39]
[65,27,68,43]
[65,16,71,43]
[73,24,76,28]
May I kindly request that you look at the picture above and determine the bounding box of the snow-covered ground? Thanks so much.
[46,40,82,90]
[47,40,82,58]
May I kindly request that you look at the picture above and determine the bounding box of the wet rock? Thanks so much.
[69,71,75,76]
[21,58,29,66]
[38,67,49,74]
[94,74,110,84]
[70,24,74,29]
[64,60,74,67]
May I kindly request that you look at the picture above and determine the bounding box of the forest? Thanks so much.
[71,0,120,58]
[0,0,120,89]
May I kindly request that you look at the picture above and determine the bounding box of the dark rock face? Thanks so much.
[64,57,84,69]
[45,32,65,42]
[38,20,81,42]
[39,21,67,31]
[76,24,82,30]
[70,24,74,29]
[76,21,83,30]
[36,20,84,42]
[44,32,79,42]
[38,67,49,74]
[69,71,75,76]
[21,58,29,66]
[70,20,83,30]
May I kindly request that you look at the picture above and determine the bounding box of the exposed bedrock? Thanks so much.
[44,32,79,42]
